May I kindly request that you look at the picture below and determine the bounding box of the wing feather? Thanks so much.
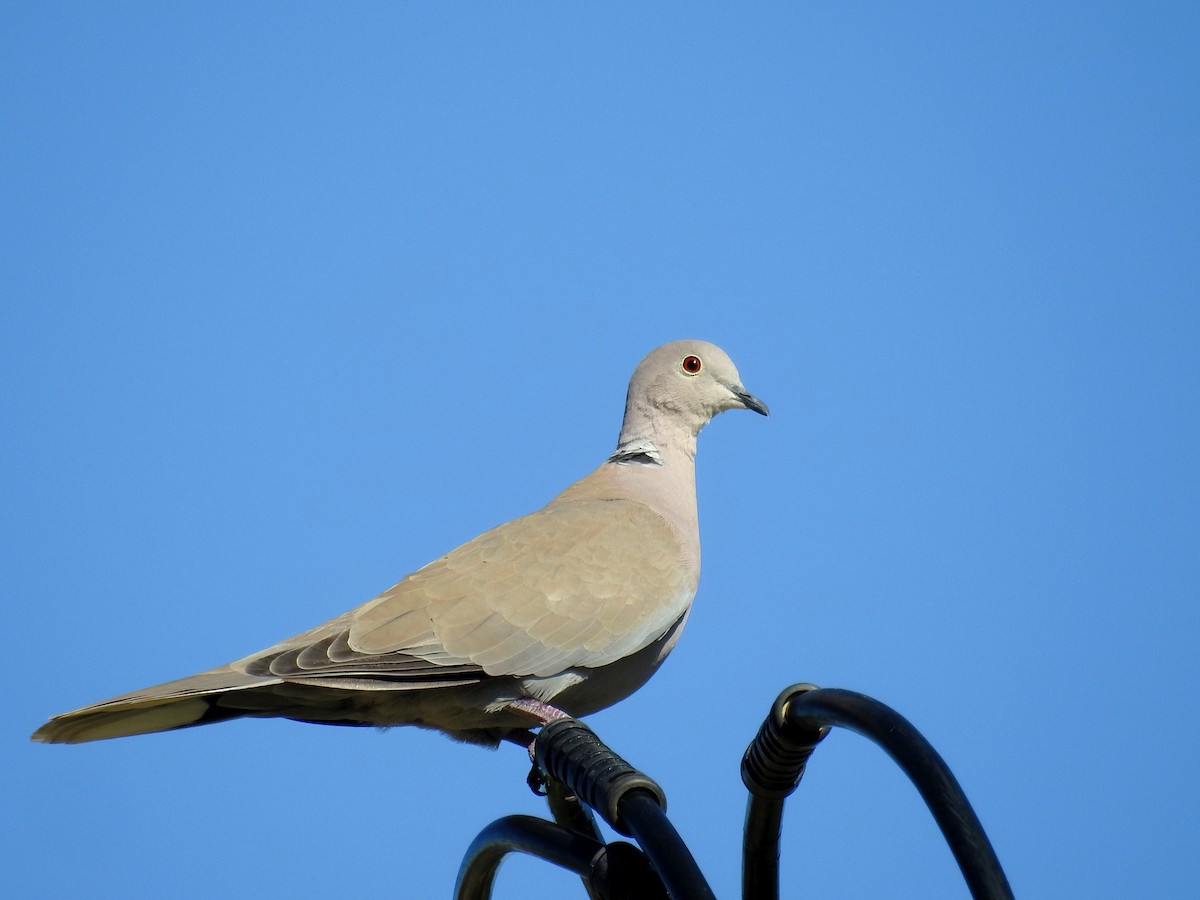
[238,499,693,685]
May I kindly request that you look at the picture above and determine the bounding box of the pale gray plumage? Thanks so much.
[33,340,767,746]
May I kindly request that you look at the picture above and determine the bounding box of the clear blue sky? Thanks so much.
[4,4,1197,898]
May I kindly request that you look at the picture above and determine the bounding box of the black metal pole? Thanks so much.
[454,814,605,900]
[741,683,828,900]
[741,685,1013,900]
[618,789,717,900]
[458,686,1010,898]
[535,718,717,900]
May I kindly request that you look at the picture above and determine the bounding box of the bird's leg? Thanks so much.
[504,697,572,795]
[507,696,572,724]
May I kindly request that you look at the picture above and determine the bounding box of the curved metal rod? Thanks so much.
[619,789,717,900]
[741,683,828,900]
[742,795,786,900]
[545,775,605,846]
[742,686,1013,900]
[454,814,604,900]
[536,718,717,899]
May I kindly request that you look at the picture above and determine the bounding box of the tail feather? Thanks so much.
[32,669,281,745]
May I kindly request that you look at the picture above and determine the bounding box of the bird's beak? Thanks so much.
[732,386,769,416]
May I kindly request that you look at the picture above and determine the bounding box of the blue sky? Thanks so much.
[3,3,1197,897]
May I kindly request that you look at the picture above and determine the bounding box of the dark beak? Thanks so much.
[733,387,769,416]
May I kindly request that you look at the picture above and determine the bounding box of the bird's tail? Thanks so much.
[31,669,282,744]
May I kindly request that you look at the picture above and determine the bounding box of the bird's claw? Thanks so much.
[526,762,547,796]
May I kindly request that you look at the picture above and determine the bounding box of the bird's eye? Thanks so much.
[681,355,703,375]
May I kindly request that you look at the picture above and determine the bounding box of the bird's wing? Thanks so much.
[243,499,694,683]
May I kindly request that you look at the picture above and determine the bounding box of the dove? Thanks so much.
[32,340,767,747]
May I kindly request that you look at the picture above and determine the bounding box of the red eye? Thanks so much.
[681,355,703,375]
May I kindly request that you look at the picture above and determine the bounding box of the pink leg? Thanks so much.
[507,696,572,725]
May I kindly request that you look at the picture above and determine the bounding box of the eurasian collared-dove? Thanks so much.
[33,340,767,747]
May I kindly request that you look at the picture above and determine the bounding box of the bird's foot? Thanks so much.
[503,698,571,795]
[499,728,546,793]
[526,763,547,795]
